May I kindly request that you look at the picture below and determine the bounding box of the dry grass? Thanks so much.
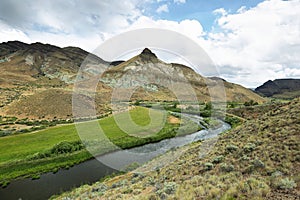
[55,98,300,200]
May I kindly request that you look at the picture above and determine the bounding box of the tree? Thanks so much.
[172,101,179,108]
[133,100,140,106]
[204,102,213,110]
[244,100,258,106]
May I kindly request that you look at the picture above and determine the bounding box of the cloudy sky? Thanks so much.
[0,0,299,87]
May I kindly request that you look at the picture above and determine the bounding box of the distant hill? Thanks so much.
[0,41,265,119]
[255,79,300,99]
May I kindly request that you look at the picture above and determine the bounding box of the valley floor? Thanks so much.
[55,99,300,200]
[0,107,200,186]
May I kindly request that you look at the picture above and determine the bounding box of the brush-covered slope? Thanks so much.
[56,98,300,200]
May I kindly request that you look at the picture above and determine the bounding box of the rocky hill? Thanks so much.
[56,98,300,200]
[0,41,106,86]
[0,41,265,119]
[100,48,265,103]
[0,41,111,119]
[255,79,300,99]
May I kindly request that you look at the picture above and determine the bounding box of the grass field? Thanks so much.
[0,107,199,186]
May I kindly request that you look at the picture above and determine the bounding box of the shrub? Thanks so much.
[227,102,238,108]
[147,177,156,186]
[51,141,74,154]
[225,116,242,128]
[240,155,250,161]
[172,101,179,109]
[252,159,265,168]
[163,182,177,195]
[200,110,212,118]
[212,155,224,164]
[133,100,141,106]
[237,177,270,197]
[204,162,214,171]
[204,102,213,110]
[271,171,283,177]
[244,100,258,107]
[243,143,256,153]
[276,178,297,190]
[226,144,238,153]
[220,163,235,172]
[244,165,255,174]
[156,182,177,198]
[26,151,51,160]
[91,183,108,194]
[51,141,84,154]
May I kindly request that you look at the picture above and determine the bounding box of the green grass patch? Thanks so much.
[224,115,243,128]
[0,107,199,184]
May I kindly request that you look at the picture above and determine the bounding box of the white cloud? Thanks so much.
[200,0,300,87]
[27,31,106,53]
[127,16,204,39]
[212,8,227,16]
[0,21,31,43]
[174,0,186,4]
[0,0,299,88]
[156,4,169,13]
[0,0,146,51]
[0,0,142,35]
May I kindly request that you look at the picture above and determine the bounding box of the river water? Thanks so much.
[0,115,230,200]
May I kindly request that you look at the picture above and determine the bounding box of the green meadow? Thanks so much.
[0,107,200,186]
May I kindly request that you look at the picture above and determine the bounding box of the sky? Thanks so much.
[0,0,299,88]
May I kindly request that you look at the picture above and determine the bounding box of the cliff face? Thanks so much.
[255,79,300,99]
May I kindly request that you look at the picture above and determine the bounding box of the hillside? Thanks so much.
[0,41,265,120]
[0,41,111,119]
[56,98,300,200]
[0,41,106,86]
[255,79,300,99]
[100,48,265,103]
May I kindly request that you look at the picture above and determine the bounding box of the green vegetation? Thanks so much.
[55,99,300,200]
[0,106,200,185]
[244,100,259,106]
[224,114,243,128]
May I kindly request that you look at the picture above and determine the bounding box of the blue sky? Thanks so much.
[0,0,299,87]
[145,0,264,31]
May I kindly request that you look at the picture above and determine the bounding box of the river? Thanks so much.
[0,115,230,200]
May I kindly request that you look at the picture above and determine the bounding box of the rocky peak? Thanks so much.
[139,48,158,62]
[141,48,155,55]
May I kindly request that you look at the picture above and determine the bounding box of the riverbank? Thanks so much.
[0,107,201,187]
[0,117,230,200]
[55,99,300,200]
